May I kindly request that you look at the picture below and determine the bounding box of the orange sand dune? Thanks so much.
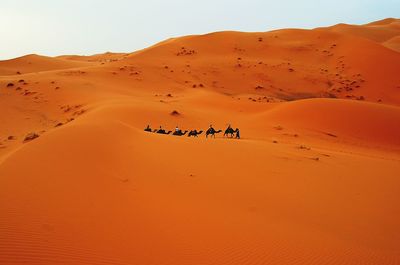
[367,17,399,26]
[1,100,400,265]
[1,18,400,265]
[114,27,400,104]
[322,18,400,44]
[260,98,400,150]
[57,52,129,63]
[0,54,94,76]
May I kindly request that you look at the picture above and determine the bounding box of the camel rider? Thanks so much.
[235,128,241,139]
[175,126,180,133]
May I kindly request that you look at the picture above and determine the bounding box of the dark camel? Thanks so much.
[153,129,172,134]
[224,127,239,138]
[173,130,188,136]
[206,128,222,138]
[188,130,203,137]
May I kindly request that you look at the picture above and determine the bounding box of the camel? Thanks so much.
[188,130,203,137]
[224,127,239,138]
[153,129,172,135]
[172,130,188,136]
[206,128,222,138]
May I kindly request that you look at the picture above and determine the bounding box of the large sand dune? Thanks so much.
[1,19,400,265]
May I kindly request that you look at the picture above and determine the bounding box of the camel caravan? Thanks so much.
[144,124,241,139]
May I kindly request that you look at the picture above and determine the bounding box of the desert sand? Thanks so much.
[1,18,400,265]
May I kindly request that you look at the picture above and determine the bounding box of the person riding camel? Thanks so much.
[235,128,241,139]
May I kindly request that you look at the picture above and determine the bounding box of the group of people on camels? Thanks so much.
[144,124,241,139]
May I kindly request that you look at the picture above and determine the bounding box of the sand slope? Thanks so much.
[1,18,400,265]
[323,18,400,44]
[116,26,400,104]
[261,98,400,149]
[383,36,400,52]
[57,52,129,63]
[0,54,94,76]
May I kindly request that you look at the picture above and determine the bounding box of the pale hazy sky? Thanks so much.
[0,0,398,60]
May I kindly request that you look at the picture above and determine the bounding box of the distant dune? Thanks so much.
[323,18,400,43]
[57,52,129,63]
[0,54,94,76]
[0,18,400,265]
